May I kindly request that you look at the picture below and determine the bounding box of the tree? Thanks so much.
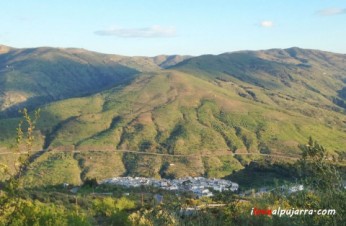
[15,108,40,179]
[293,137,345,225]
[297,137,342,191]
[0,108,40,224]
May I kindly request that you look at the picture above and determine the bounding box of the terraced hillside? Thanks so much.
[0,46,345,186]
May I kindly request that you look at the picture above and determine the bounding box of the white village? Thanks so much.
[101,177,239,198]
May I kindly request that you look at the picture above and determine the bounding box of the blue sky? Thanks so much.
[1,0,346,56]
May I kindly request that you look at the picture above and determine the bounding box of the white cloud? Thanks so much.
[94,25,176,38]
[317,8,346,16]
[260,20,274,28]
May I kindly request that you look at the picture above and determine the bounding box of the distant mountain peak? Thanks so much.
[0,44,13,54]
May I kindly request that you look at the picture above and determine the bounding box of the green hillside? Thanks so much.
[0,45,189,114]
[172,48,346,114]
[0,46,345,185]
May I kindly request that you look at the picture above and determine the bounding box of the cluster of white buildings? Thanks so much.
[242,184,305,197]
[101,176,239,198]
[287,184,304,194]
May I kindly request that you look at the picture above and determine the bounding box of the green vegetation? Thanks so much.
[0,135,345,225]
[0,46,345,183]
[1,45,346,225]
[0,47,191,114]
[22,152,81,188]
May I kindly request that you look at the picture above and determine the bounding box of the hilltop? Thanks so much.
[0,45,190,113]
[0,45,345,186]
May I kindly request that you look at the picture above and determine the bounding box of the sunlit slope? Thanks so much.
[0,45,190,113]
[35,70,345,152]
[1,47,346,181]
[1,69,342,180]
[172,47,346,116]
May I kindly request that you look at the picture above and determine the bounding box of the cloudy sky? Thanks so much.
[1,0,346,56]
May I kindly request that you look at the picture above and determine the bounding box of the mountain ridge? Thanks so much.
[0,45,345,184]
[0,45,191,113]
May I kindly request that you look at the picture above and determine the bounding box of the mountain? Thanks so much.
[0,46,345,186]
[0,45,190,114]
[152,55,192,68]
[171,47,346,113]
